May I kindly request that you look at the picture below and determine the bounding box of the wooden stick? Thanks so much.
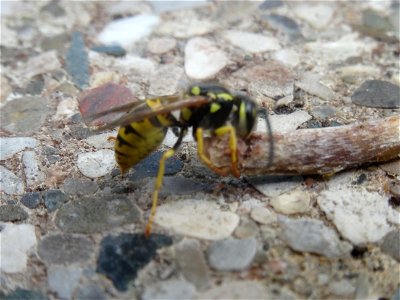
[205,115,400,176]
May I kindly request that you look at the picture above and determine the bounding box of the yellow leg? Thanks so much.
[144,149,175,238]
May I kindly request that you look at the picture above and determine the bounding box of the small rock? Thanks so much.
[147,37,176,54]
[0,76,12,102]
[248,176,303,198]
[75,281,107,300]
[207,237,257,271]
[97,14,160,49]
[259,0,284,10]
[358,9,396,40]
[65,32,89,89]
[2,288,46,300]
[292,2,335,29]
[0,166,25,195]
[279,216,352,258]
[48,265,82,300]
[148,0,209,13]
[56,195,141,233]
[85,132,117,149]
[310,105,337,120]
[159,176,210,197]
[91,45,126,57]
[380,230,400,262]
[392,287,400,300]
[142,279,196,300]
[380,160,400,176]
[148,65,184,96]
[264,111,312,133]
[175,239,210,290]
[351,80,400,108]
[97,233,172,291]
[0,204,28,222]
[43,189,67,212]
[63,178,99,195]
[0,223,37,273]
[41,33,70,52]
[53,97,79,121]
[40,0,66,16]
[23,50,62,79]
[0,137,39,160]
[24,75,45,95]
[23,151,45,188]
[296,73,335,101]
[21,192,41,209]
[77,149,115,178]
[354,273,370,300]
[0,96,50,135]
[264,14,302,40]
[38,234,93,264]
[155,199,239,240]
[250,207,277,225]
[184,37,228,80]
[198,280,268,299]
[329,280,355,298]
[270,189,311,214]
[272,49,300,67]
[223,30,281,53]
[234,218,259,238]
[336,65,380,84]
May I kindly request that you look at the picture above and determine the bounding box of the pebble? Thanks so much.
[154,199,239,240]
[223,30,281,53]
[184,37,228,80]
[0,223,37,273]
[292,2,335,29]
[259,0,284,10]
[0,76,11,102]
[272,49,300,67]
[65,32,89,89]
[198,280,269,299]
[148,65,184,96]
[43,189,67,212]
[392,287,400,300]
[148,0,209,13]
[25,75,45,95]
[91,45,126,57]
[21,192,41,209]
[159,176,210,197]
[270,111,312,133]
[296,72,335,101]
[248,175,303,198]
[328,280,355,298]
[40,0,66,16]
[250,207,277,225]
[351,80,400,108]
[142,279,196,300]
[48,265,82,300]
[147,37,176,54]
[207,237,257,271]
[175,239,210,290]
[56,195,141,233]
[63,178,99,196]
[234,218,259,238]
[22,151,45,188]
[97,14,160,49]
[23,50,62,79]
[310,105,337,120]
[41,33,70,52]
[0,166,25,195]
[336,64,380,84]
[0,205,28,222]
[0,137,39,160]
[359,9,396,40]
[318,188,397,245]
[264,14,302,40]
[74,281,107,300]
[1,288,46,300]
[380,160,400,176]
[84,131,116,149]
[77,149,115,178]
[97,233,172,291]
[380,230,400,262]
[38,234,93,264]
[279,216,352,258]
[270,189,311,215]
[0,96,50,135]
[53,97,79,121]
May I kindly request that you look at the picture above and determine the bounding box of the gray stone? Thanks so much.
[0,204,28,222]
[296,73,335,101]
[48,265,82,300]
[329,280,355,298]
[142,279,196,300]
[65,32,89,89]
[24,75,45,95]
[38,234,93,264]
[392,288,400,300]
[41,0,66,17]
[207,237,257,271]
[380,230,400,262]
[234,218,259,238]
[77,150,115,178]
[311,105,337,120]
[198,280,270,299]
[91,45,126,57]
[21,192,41,209]
[279,217,352,258]
[351,80,400,108]
[259,0,283,10]
[0,166,24,195]
[23,150,45,188]
[75,281,107,300]
[63,178,99,196]
[247,175,303,198]
[41,33,70,52]
[264,14,302,40]
[2,288,46,300]
[56,195,141,233]
[43,190,68,212]
[175,239,210,290]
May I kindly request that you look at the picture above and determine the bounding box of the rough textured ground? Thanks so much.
[1,1,399,300]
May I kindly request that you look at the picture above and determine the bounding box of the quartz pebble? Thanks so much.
[48,265,82,300]
[223,30,281,53]
[154,199,239,240]
[77,149,115,178]
[250,207,277,225]
[270,189,311,214]
[184,37,228,80]
[0,166,25,195]
[85,131,117,149]
[142,279,196,300]
[0,137,39,160]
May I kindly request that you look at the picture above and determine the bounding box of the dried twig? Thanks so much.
[205,115,400,175]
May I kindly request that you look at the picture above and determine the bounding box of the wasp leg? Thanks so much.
[214,125,240,178]
[107,136,117,142]
[195,127,236,177]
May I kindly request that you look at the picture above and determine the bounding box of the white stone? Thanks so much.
[0,137,39,160]
[154,199,240,240]
[336,65,381,80]
[77,149,115,178]
[296,72,335,101]
[184,37,228,80]
[292,3,335,29]
[318,188,397,245]
[147,37,176,54]
[53,98,79,121]
[272,49,300,67]
[223,30,281,53]
[250,207,277,225]
[23,50,62,79]
[23,151,45,188]
[0,223,37,273]
[0,166,25,195]
[248,176,303,198]
[48,265,82,300]
[142,279,196,300]
[85,131,117,149]
[97,14,160,49]
[270,189,311,214]
[257,111,311,133]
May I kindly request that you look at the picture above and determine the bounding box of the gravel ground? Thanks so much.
[1,1,399,299]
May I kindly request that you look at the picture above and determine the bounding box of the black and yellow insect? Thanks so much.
[91,84,273,236]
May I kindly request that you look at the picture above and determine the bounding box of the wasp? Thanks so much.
[88,84,274,237]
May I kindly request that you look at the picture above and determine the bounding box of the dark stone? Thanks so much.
[41,0,66,17]
[63,178,99,195]
[43,189,68,212]
[128,151,184,181]
[3,288,47,300]
[354,173,367,185]
[351,80,400,108]
[65,32,89,89]
[25,75,45,95]
[380,230,400,262]
[91,45,126,57]
[97,233,173,291]
[69,125,93,140]
[259,0,283,10]
[38,234,93,264]
[0,204,28,221]
[160,176,211,197]
[75,282,107,300]
[21,192,41,209]
[264,14,302,40]
[351,245,368,259]
[388,196,400,208]
[56,195,141,233]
